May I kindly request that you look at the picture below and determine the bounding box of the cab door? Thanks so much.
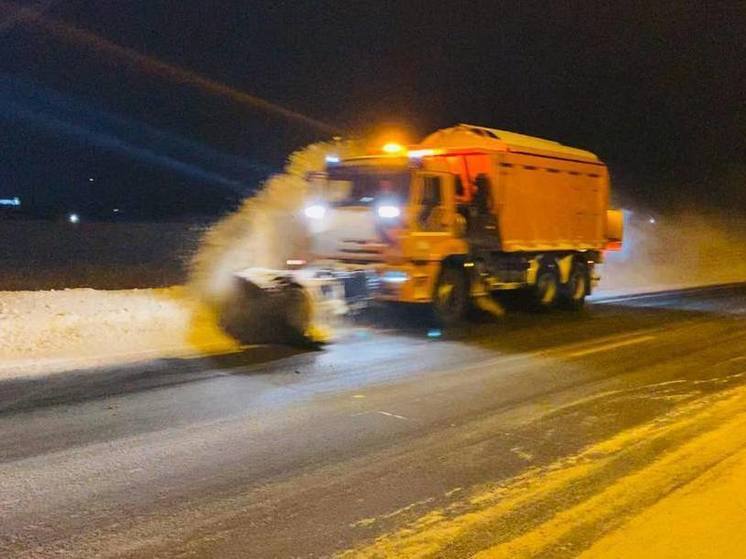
[408,172,462,262]
[411,172,456,234]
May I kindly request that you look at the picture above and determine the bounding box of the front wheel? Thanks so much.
[433,266,469,326]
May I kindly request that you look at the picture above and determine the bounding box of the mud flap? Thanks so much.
[470,273,505,318]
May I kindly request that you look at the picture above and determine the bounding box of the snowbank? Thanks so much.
[0,287,237,379]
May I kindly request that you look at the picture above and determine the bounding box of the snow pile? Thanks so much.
[0,288,237,379]
[598,212,746,297]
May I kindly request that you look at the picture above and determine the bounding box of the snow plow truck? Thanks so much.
[230,124,623,340]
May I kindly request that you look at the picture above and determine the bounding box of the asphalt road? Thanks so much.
[2,284,746,558]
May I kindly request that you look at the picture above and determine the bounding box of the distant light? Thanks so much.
[68,213,80,224]
[112,208,120,213]
[286,259,306,267]
[377,205,401,219]
[649,217,656,224]
[382,142,404,154]
[408,149,435,159]
[0,197,20,207]
[88,177,95,182]
[359,196,374,203]
[304,204,327,220]
[427,328,442,338]
[325,154,340,164]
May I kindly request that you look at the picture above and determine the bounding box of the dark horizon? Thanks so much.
[1,1,744,218]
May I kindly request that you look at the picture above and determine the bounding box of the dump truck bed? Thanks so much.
[417,124,610,253]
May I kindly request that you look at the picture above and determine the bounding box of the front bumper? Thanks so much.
[307,262,439,306]
[372,263,440,304]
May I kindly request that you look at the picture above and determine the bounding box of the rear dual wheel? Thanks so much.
[432,259,587,322]
[531,260,588,311]
[531,266,560,310]
[558,261,589,310]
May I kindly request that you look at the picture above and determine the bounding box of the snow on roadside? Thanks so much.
[0,287,237,380]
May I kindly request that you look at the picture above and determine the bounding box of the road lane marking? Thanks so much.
[351,410,410,421]
[567,335,657,358]
[376,410,409,421]
[510,447,534,461]
[342,329,665,399]
[350,497,436,528]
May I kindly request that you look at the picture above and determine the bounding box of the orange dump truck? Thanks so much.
[296,124,623,323]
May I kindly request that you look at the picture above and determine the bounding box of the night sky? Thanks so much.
[0,1,744,218]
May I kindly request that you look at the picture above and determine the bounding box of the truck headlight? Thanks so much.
[304,204,327,220]
[377,205,401,219]
[381,270,408,283]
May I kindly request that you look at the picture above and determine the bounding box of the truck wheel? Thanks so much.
[433,266,468,326]
[532,265,559,310]
[558,261,589,310]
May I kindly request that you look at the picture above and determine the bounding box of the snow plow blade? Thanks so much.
[217,268,348,347]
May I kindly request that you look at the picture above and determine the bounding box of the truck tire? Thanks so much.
[433,265,468,326]
[531,265,559,310]
[558,261,589,310]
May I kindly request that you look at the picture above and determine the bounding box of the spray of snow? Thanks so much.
[598,211,746,296]
[189,140,359,345]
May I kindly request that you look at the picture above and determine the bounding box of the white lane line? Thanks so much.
[376,410,410,421]
[533,327,665,360]
[567,335,657,358]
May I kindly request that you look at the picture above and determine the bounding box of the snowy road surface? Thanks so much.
[1,284,746,557]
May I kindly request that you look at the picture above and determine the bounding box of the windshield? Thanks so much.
[326,168,410,206]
